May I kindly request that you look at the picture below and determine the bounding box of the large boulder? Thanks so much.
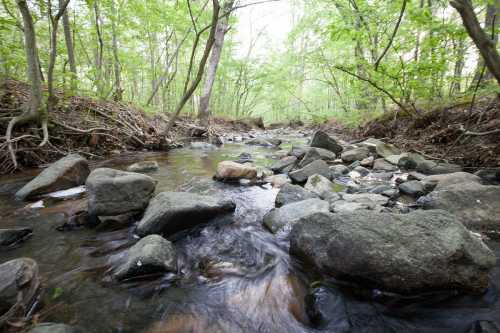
[375,143,401,158]
[421,172,481,191]
[340,147,370,164]
[419,182,500,231]
[310,130,343,155]
[275,183,319,207]
[86,168,156,217]
[214,161,257,181]
[16,154,90,200]
[289,160,331,183]
[0,258,40,325]
[136,192,236,237]
[304,174,337,198]
[263,198,329,234]
[0,228,32,247]
[417,160,462,175]
[299,148,336,168]
[269,156,297,174]
[113,235,177,280]
[264,174,291,188]
[399,180,425,197]
[27,323,85,333]
[358,138,384,153]
[290,210,496,294]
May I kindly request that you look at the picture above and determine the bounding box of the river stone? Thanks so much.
[275,183,319,207]
[290,210,496,294]
[299,148,335,168]
[384,154,402,165]
[289,146,309,159]
[417,160,462,175]
[27,323,85,333]
[270,156,297,174]
[114,235,177,280]
[15,154,90,200]
[398,153,426,169]
[246,138,279,147]
[358,138,384,153]
[419,182,500,231]
[136,192,236,236]
[0,228,32,247]
[342,193,389,206]
[263,198,329,234]
[215,161,257,181]
[0,258,40,322]
[375,143,401,158]
[341,147,370,164]
[360,156,374,167]
[330,165,349,178]
[399,180,425,197]
[310,130,343,155]
[305,174,336,198]
[421,172,481,192]
[86,168,156,217]
[352,166,370,177]
[289,160,331,183]
[373,158,398,172]
[264,174,291,188]
[475,168,500,183]
[127,161,159,173]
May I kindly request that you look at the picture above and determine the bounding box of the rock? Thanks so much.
[0,228,32,247]
[330,165,349,178]
[234,152,253,164]
[289,160,331,184]
[360,156,374,167]
[275,183,319,207]
[408,171,426,181]
[16,154,90,200]
[267,138,283,146]
[114,235,177,280]
[398,153,426,169]
[330,193,389,212]
[340,147,370,163]
[384,154,402,165]
[256,167,273,179]
[399,180,425,197]
[417,160,462,175]
[358,138,384,153]
[289,146,309,159]
[373,158,398,172]
[342,193,389,206]
[246,138,278,147]
[330,201,373,213]
[299,148,335,168]
[419,182,500,231]
[264,174,291,188]
[352,166,370,177]
[86,168,156,217]
[269,156,297,174]
[290,210,496,294]
[371,171,394,181]
[475,168,500,183]
[0,258,40,322]
[136,192,236,236]
[263,198,329,233]
[304,174,337,198]
[370,185,398,198]
[310,130,343,155]
[126,161,159,173]
[375,142,401,158]
[27,323,85,333]
[190,142,216,150]
[348,160,360,170]
[214,161,257,181]
[422,172,481,191]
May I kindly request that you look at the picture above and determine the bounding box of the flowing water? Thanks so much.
[0,135,499,333]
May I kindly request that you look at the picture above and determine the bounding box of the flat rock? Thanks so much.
[421,172,481,191]
[399,180,425,197]
[373,158,398,172]
[275,183,319,207]
[341,147,370,163]
[290,210,496,294]
[270,156,297,174]
[289,160,331,183]
[264,174,291,188]
[114,235,177,280]
[126,161,159,173]
[136,192,236,236]
[330,165,349,178]
[263,198,329,234]
[0,228,32,247]
[246,138,280,147]
[304,174,336,198]
[16,154,89,200]
[215,161,257,181]
[299,148,336,168]
[417,160,462,175]
[310,130,343,155]
[375,143,401,158]
[475,168,500,183]
[358,138,384,152]
[360,156,374,167]
[86,168,156,217]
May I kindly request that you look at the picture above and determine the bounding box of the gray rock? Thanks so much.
[264,174,291,188]
[341,147,370,163]
[114,235,177,280]
[304,174,336,198]
[375,142,401,158]
[399,180,425,197]
[384,154,402,165]
[421,172,481,191]
[370,185,398,198]
[127,161,159,173]
[417,160,462,175]
[290,210,496,294]
[358,138,384,153]
[270,156,297,174]
[408,171,427,181]
[371,171,395,181]
[0,258,40,321]
[299,148,335,168]
[289,160,331,183]
[342,193,389,206]
[263,198,329,233]
[419,182,500,231]
[288,146,309,159]
[352,166,370,177]
[330,201,373,213]
[246,138,279,147]
[0,228,32,247]
[360,156,374,167]
[16,154,89,200]
[136,192,236,236]
[86,168,156,217]
[330,165,349,178]
[475,168,500,183]
[27,323,85,333]
[373,158,398,172]
[398,153,426,169]
[275,183,319,207]
[310,130,343,154]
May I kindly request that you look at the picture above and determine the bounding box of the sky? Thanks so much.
[233,0,294,59]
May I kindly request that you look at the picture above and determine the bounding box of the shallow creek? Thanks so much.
[0,136,499,333]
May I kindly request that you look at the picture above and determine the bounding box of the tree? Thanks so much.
[61,0,77,91]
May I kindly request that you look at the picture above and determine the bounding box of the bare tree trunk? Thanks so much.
[198,0,234,127]
[110,0,122,101]
[61,0,76,91]
[450,36,466,95]
[451,0,500,85]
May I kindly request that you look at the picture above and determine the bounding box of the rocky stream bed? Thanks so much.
[0,129,499,333]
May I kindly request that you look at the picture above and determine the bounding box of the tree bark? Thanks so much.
[61,0,76,91]
[198,0,234,127]
[110,0,122,101]
[451,0,500,85]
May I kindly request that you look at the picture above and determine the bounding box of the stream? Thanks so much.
[0,133,499,333]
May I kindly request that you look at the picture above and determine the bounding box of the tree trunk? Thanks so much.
[450,36,466,95]
[110,0,122,101]
[451,0,500,85]
[198,0,234,127]
[61,0,76,91]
